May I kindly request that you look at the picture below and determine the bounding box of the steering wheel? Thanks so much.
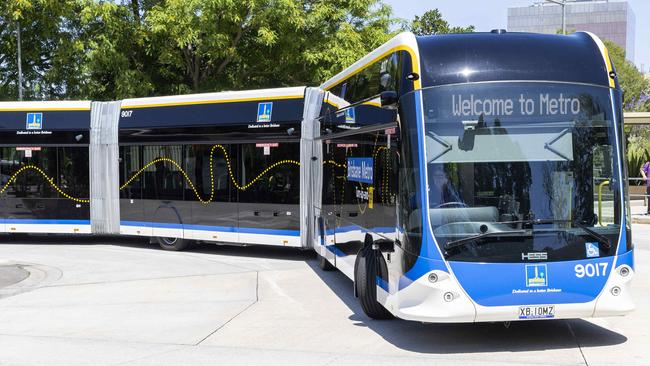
[434,201,468,209]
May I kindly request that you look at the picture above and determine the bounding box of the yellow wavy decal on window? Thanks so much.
[0,165,90,204]
[120,144,300,205]
[1,144,300,205]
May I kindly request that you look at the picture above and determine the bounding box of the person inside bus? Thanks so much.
[428,165,463,208]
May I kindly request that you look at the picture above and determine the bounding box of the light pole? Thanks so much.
[546,0,567,35]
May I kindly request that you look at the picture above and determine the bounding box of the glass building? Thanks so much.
[508,0,636,61]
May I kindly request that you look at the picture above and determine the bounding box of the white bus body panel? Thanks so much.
[378,267,634,323]
[5,223,91,235]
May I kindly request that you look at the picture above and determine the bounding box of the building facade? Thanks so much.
[508,0,636,61]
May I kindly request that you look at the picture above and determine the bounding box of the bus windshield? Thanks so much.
[421,82,622,263]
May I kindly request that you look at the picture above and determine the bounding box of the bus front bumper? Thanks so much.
[386,266,634,323]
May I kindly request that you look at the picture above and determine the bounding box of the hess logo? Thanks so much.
[522,252,548,261]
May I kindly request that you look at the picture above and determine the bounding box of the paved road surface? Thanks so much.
[0,226,647,366]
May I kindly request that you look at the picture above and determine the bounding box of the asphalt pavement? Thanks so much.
[0,226,648,366]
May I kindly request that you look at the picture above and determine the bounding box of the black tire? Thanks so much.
[318,253,335,271]
[156,236,190,251]
[355,245,393,320]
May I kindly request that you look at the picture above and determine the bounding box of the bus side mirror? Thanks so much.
[380,91,398,110]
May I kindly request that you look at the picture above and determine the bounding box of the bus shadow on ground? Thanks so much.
[0,234,314,261]
[0,234,150,247]
[306,259,628,354]
[189,242,314,262]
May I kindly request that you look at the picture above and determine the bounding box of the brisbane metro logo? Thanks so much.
[26,113,43,130]
[257,102,273,123]
[525,264,548,287]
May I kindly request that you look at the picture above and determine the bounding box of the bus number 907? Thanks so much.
[575,263,608,278]
[121,110,133,118]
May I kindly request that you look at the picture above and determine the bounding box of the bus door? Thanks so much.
[238,142,301,246]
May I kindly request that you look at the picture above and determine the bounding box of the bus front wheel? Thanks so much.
[156,236,190,251]
[355,245,393,320]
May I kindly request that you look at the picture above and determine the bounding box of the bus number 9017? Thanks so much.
[575,263,608,278]
[121,110,133,118]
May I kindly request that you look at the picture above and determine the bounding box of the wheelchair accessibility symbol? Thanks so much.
[585,242,600,258]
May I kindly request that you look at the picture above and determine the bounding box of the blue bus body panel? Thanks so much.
[448,257,616,306]
[120,98,304,128]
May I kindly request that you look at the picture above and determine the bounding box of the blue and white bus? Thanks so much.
[313,31,635,322]
[0,30,635,323]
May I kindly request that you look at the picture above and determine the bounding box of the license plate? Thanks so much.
[518,305,555,319]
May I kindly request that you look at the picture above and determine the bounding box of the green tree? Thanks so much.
[604,40,650,112]
[410,9,474,36]
[626,125,650,180]
[76,1,158,99]
[0,0,86,100]
[605,40,650,178]
[145,0,396,93]
[0,0,431,99]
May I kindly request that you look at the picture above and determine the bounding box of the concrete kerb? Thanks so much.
[631,199,650,224]
[0,262,62,299]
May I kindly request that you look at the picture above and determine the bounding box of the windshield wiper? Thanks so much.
[572,221,612,250]
[443,218,613,253]
[443,229,528,252]
[498,218,571,226]
[495,218,612,250]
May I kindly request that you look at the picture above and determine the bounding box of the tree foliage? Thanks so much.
[409,9,474,36]
[0,0,88,100]
[604,40,650,112]
[0,0,397,100]
[605,40,650,176]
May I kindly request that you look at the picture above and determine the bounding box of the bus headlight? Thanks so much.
[619,267,630,277]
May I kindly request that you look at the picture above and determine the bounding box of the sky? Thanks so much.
[384,0,650,73]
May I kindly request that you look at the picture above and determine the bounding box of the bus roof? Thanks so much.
[415,31,616,89]
[320,32,420,91]
[120,87,306,109]
[0,100,91,112]
[320,31,616,95]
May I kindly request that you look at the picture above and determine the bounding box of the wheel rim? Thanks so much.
[161,237,178,246]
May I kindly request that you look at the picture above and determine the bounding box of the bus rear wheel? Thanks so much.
[355,246,393,320]
[156,236,190,251]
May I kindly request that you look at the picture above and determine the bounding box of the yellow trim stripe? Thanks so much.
[123,95,304,110]
[602,46,616,88]
[0,108,90,112]
[323,44,421,91]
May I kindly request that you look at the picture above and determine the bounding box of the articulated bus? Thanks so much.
[0,31,634,323]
